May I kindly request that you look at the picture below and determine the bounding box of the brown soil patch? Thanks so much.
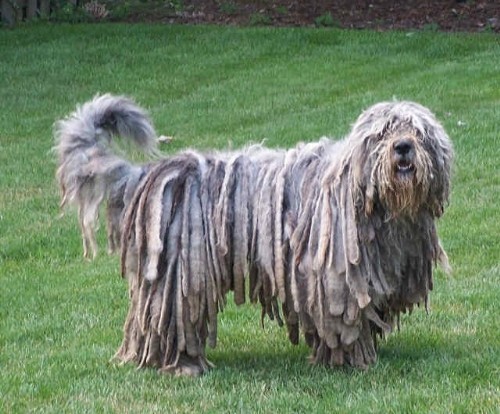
[127,0,499,32]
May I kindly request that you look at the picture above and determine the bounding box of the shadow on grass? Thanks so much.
[208,345,312,376]
[206,324,481,379]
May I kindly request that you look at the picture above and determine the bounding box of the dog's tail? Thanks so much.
[54,94,157,258]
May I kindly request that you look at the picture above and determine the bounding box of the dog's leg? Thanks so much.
[106,204,121,254]
[81,204,99,260]
[115,250,217,376]
[160,353,215,377]
[78,204,94,260]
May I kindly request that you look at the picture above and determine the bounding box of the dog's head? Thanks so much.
[348,101,453,219]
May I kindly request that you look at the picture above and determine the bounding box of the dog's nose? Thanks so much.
[394,140,413,156]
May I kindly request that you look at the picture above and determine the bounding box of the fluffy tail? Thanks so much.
[54,94,157,258]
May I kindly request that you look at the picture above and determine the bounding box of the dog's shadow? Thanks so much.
[209,345,309,374]
[376,330,475,376]
[205,313,317,377]
[206,326,464,379]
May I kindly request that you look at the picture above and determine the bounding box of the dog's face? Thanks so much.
[349,102,453,219]
[372,124,433,217]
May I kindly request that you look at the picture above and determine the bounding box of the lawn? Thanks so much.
[0,23,499,413]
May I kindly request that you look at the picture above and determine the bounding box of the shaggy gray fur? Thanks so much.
[55,95,453,375]
[54,94,155,258]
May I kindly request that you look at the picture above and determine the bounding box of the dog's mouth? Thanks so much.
[395,160,415,178]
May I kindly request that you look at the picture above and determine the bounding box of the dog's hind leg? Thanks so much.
[106,181,126,254]
[78,204,95,260]
[77,182,105,259]
[106,203,121,254]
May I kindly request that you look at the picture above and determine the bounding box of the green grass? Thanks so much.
[1,23,499,413]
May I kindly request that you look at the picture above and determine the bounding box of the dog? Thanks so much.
[55,94,453,375]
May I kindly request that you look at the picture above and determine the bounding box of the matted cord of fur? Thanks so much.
[55,95,453,376]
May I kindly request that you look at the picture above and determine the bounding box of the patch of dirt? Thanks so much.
[128,0,500,32]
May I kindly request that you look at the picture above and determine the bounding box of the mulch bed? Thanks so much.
[130,0,500,32]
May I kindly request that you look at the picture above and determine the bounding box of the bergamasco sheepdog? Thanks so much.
[54,94,453,375]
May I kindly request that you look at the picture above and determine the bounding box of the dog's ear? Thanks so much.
[420,124,454,218]
[344,103,392,219]
[347,137,379,218]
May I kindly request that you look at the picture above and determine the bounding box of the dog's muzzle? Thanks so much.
[393,139,416,179]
